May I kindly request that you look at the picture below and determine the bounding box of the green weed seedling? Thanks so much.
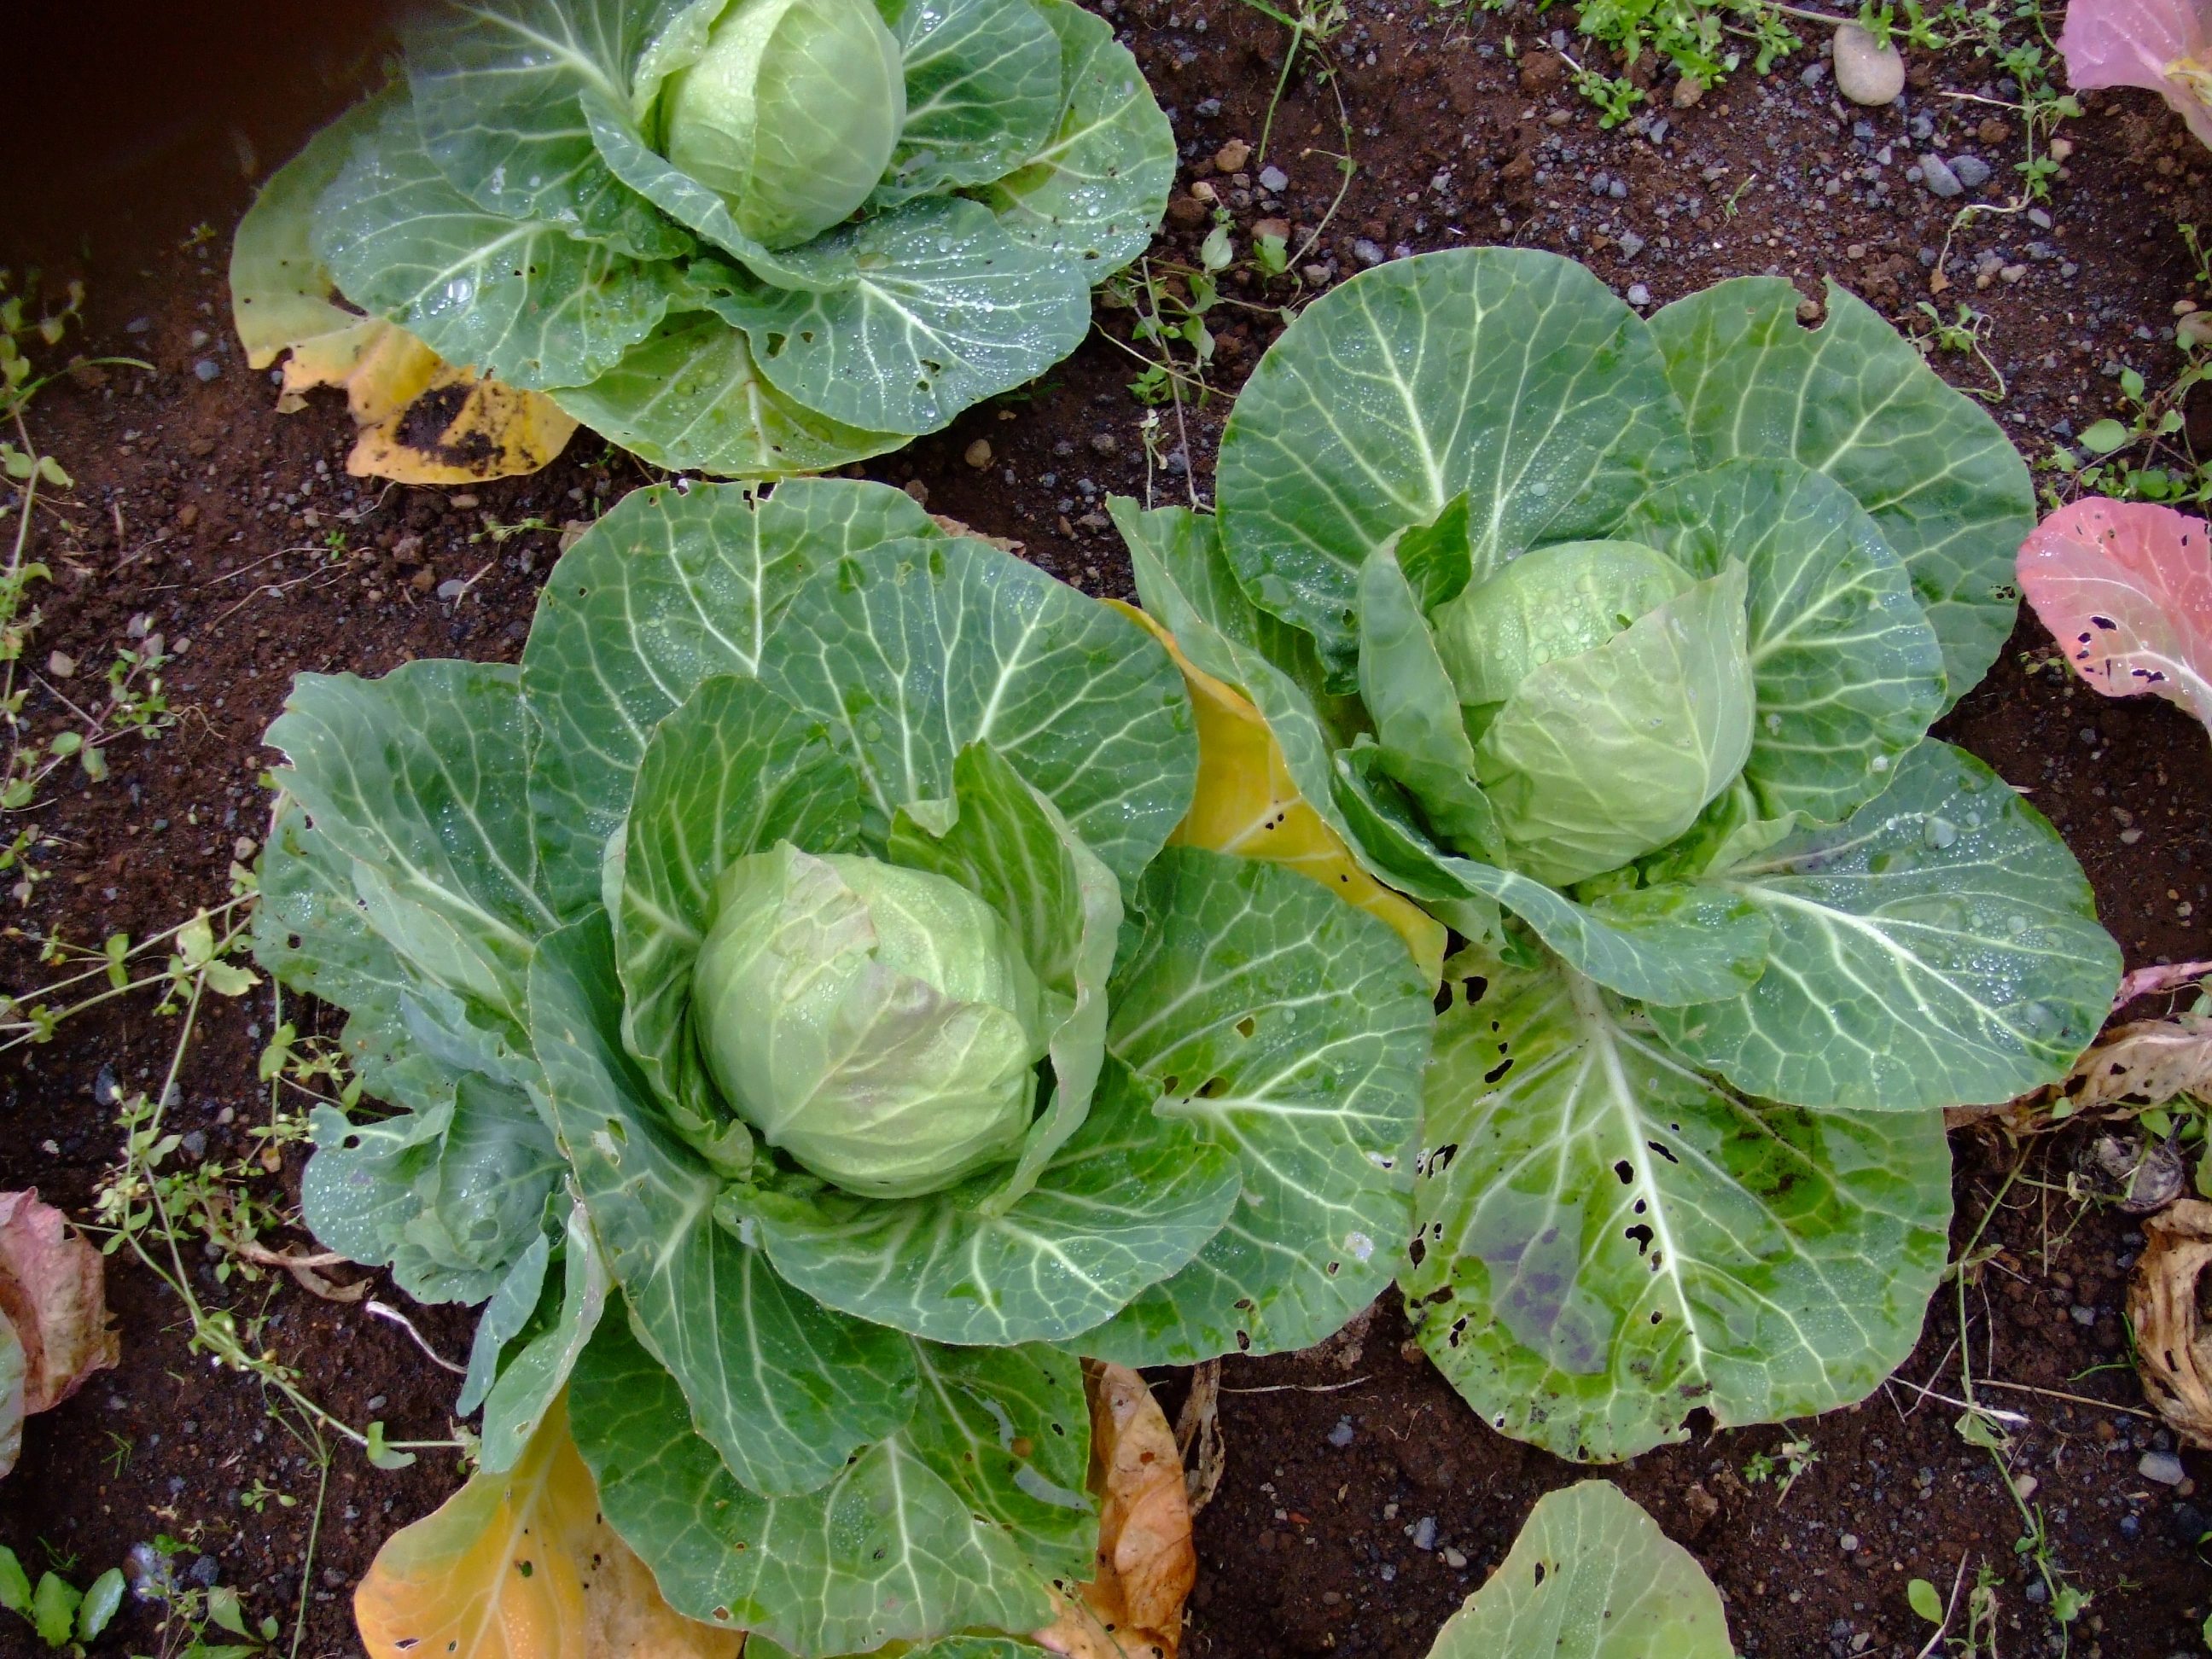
[0,1546,125,1656]
[133,1536,281,1659]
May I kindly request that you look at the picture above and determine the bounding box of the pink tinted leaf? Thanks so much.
[2057,0,2212,149]
[2017,497,2212,733]
[0,1191,119,1416]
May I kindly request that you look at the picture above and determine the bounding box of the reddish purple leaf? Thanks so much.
[2058,0,2212,151]
[2017,496,2212,732]
[0,1190,119,1419]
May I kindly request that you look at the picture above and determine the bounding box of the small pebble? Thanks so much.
[1258,164,1289,193]
[188,1557,219,1588]
[963,438,993,469]
[1616,230,1646,260]
[1195,97,1222,118]
[1801,60,1829,87]
[1919,155,1963,198]
[47,651,75,678]
[193,359,220,382]
[1839,1533,1859,1552]
[2119,1511,2141,1538]
[1328,1417,1356,1447]
[1353,238,1387,267]
[2140,1449,2188,1485]
[1090,432,1118,457]
[1412,1516,1437,1550]
[187,329,210,349]
[180,1130,207,1159]
[1832,23,1906,105]
[366,1394,388,1412]
[2024,1580,2047,1604]
[1442,1547,1467,1569]
[1626,283,1651,308]
[2029,207,2052,229]
[125,316,152,335]
[1952,154,1993,189]
[1214,139,1251,173]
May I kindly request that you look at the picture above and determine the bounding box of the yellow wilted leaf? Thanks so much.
[1036,1362,1196,1659]
[276,319,579,486]
[1112,602,1445,987]
[353,1394,741,1659]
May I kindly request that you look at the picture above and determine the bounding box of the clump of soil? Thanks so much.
[4,1,2211,1656]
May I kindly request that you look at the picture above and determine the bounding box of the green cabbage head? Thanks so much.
[659,0,907,249]
[1427,538,1755,886]
[692,842,1054,1198]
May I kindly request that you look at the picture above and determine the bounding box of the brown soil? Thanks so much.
[4,1,2211,1656]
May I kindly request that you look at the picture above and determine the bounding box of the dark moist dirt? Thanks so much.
[4,1,2212,1655]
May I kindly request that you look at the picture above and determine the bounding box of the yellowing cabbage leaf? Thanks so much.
[277,320,579,486]
[352,1393,740,1659]
[1109,602,1445,985]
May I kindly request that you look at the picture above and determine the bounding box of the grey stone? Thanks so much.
[2140,1450,2188,1485]
[180,1129,207,1159]
[1952,154,1992,188]
[1196,97,1222,118]
[1616,230,1646,260]
[125,317,152,335]
[1626,282,1651,307]
[1328,1417,1356,1447]
[1801,60,1829,87]
[1590,172,1611,195]
[1258,163,1289,193]
[1609,177,1627,199]
[1919,154,1963,197]
[1411,1516,1438,1550]
[2069,1303,2097,1325]
[1833,22,1905,105]
[1353,237,1387,266]
[193,359,220,382]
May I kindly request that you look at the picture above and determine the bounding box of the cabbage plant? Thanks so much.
[253,478,1431,1653]
[235,0,1173,476]
[1115,247,2123,1463]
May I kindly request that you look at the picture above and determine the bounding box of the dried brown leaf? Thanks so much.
[0,1190,119,1417]
[1037,1362,1196,1659]
[2128,1198,2212,1449]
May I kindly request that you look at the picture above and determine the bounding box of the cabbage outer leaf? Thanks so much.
[266,660,564,1041]
[314,97,684,392]
[615,674,863,1167]
[1354,545,1501,859]
[1647,739,2122,1110]
[530,912,920,1499]
[741,1054,1238,1343]
[1423,1481,1732,1655]
[1403,946,1951,1463]
[1622,456,1947,827]
[230,96,387,368]
[760,534,1198,893]
[548,312,910,476]
[523,478,934,911]
[977,0,1174,273]
[402,0,696,259]
[1079,848,1431,1365]
[463,1195,612,1473]
[571,1310,1061,1652]
[1330,754,1772,1005]
[1649,276,2034,704]
[1214,248,1695,675]
[872,0,1065,208]
[699,196,1093,434]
